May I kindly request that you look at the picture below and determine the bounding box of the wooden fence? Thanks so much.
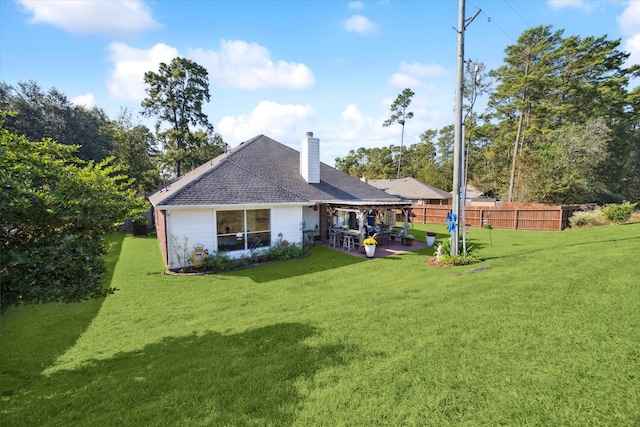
[407,203,584,231]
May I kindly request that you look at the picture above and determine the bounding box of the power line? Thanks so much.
[468,0,518,43]
[503,0,535,28]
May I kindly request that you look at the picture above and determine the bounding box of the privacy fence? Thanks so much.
[408,203,585,231]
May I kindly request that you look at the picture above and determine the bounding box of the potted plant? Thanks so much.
[402,234,415,246]
[426,231,436,247]
[363,236,378,258]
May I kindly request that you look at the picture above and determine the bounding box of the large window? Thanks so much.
[216,209,271,251]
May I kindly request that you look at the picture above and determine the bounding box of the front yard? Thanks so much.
[2,223,639,426]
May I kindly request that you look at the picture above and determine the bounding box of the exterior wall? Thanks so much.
[302,205,321,235]
[166,208,215,269]
[163,205,304,268]
[271,206,304,245]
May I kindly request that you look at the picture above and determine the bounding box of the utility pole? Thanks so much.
[451,0,465,256]
[451,0,479,256]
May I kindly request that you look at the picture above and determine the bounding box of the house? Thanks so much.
[367,178,452,205]
[463,184,497,207]
[149,132,412,268]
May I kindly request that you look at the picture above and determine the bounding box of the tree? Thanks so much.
[383,88,414,179]
[0,81,113,162]
[488,26,563,202]
[482,26,638,203]
[0,115,148,306]
[141,57,223,178]
[108,108,162,193]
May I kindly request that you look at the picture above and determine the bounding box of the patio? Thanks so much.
[317,235,430,259]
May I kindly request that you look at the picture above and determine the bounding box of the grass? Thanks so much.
[2,223,640,426]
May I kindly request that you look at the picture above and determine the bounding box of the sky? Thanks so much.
[1,0,639,166]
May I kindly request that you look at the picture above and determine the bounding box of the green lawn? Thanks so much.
[2,223,640,426]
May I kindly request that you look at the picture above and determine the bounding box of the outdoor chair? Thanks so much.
[342,234,355,252]
[329,231,340,248]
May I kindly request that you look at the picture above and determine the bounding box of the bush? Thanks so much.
[2,235,113,305]
[1,121,147,306]
[570,202,638,228]
[434,239,481,266]
[602,201,637,224]
[196,241,305,274]
[201,251,235,272]
[569,209,607,228]
[264,241,304,261]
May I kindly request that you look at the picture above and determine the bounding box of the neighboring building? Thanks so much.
[462,184,497,207]
[149,133,412,268]
[367,178,452,205]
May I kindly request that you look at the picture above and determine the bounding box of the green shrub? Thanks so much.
[438,252,482,266]
[264,241,304,261]
[569,209,607,228]
[198,241,305,274]
[201,251,235,272]
[434,239,481,266]
[602,201,637,224]
[2,235,113,305]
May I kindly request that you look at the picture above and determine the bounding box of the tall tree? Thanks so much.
[141,57,221,178]
[483,26,638,203]
[488,26,563,202]
[108,108,162,193]
[383,88,414,179]
[0,81,113,162]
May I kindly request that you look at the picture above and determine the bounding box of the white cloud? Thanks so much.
[399,62,447,78]
[618,1,640,66]
[388,61,447,89]
[217,100,316,144]
[348,1,365,11]
[625,34,640,66]
[17,0,160,36]
[547,0,593,11]
[618,1,640,34]
[340,104,366,128]
[71,93,96,108]
[107,42,179,101]
[389,73,426,89]
[189,40,315,90]
[344,15,377,36]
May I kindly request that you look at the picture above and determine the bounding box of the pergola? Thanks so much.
[324,200,413,246]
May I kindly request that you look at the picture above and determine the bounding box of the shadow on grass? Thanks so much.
[3,323,347,426]
[224,245,364,283]
[1,233,125,397]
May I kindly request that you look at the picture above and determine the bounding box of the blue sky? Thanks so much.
[1,0,639,165]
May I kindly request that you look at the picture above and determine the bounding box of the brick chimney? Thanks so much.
[300,131,320,183]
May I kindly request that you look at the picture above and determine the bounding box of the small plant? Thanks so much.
[602,201,637,224]
[404,234,415,240]
[363,237,378,245]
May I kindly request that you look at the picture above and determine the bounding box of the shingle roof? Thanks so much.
[149,134,400,207]
[367,178,452,200]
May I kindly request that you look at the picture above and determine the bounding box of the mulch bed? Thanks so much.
[425,258,450,267]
